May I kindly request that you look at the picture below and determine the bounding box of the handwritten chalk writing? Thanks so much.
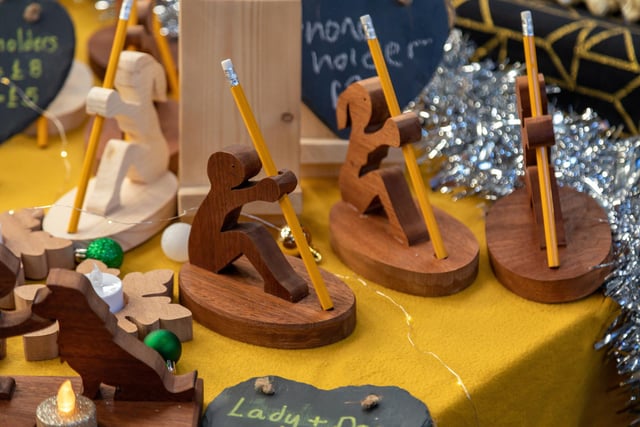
[225,397,373,427]
[0,84,38,109]
[0,28,58,54]
[228,398,302,426]
[11,59,24,80]
[303,18,364,45]
[335,417,368,427]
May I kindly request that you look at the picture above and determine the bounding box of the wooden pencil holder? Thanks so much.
[329,77,479,296]
[485,73,613,303]
[179,145,356,349]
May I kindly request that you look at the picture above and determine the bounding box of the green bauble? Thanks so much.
[144,329,182,363]
[86,238,124,268]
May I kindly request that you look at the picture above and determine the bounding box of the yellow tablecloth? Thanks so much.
[0,2,631,426]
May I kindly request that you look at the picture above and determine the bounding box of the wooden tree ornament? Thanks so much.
[43,51,178,251]
[484,72,613,303]
[329,77,479,296]
[179,145,356,349]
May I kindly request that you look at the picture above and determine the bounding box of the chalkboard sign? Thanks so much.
[0,0,75,143]
[302,0,449,137]
[202,376,433,427]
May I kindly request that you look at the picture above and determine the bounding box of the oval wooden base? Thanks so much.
[329,201,479,296]
[486,187,612,303]
[42,172,178,251]
[179,257,356,349]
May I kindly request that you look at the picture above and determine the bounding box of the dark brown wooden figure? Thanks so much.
[515,75,566,247]
[180,146,356,349]
[31,269,197,402]
[330,77,479,297]
[336,77,426,246]
[188,145,308,302]
[485,74,613,303]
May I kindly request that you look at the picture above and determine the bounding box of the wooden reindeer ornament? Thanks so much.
[179,145,356,349]
[0,244,53,344]
[329,77,479,296]
[485,12,612,303]
[43,51,178,251]
[31,268,197,402]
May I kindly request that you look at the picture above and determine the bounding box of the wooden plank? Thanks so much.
[179,0,301,216]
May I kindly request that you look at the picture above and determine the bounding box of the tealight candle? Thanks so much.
[36,380,97,427]
[85,263,124,313]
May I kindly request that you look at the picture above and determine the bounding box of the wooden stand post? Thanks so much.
[178,0,302,218]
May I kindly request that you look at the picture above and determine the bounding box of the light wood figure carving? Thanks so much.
[485,73,613,303]
[0,243,53,369]
[180,146,356,349]
[43,51,178,251]
[31,269,197,401]
[0,209,74,282]
[330,77,479,296]
[188,145,307,302]
[18,260,193,362]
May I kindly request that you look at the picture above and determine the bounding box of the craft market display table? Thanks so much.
[0,1,631,426]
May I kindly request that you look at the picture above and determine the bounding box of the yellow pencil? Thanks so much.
[36,115,48,148]
[151,8,180,98]
[67,0,133,233]
[360,15,447,260]
[221,59,334,311]
[521,11,559,268]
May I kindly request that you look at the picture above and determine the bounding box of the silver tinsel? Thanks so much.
[93,0,180,38]
[411,29,640,420]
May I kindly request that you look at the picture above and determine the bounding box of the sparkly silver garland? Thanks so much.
[93,0,180,38]
[411,29,640,419]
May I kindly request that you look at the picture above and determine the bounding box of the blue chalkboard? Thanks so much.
[302,0,449,137]
[0,0,75,143]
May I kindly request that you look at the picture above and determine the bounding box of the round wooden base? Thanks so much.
[486,187,612,303]
[329,201,479,296]
[179,257,356,349]
[42,172,178,252]
[84,100,180,175]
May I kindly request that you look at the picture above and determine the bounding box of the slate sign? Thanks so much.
[302,0,449,137]
[0,0,75,143]
[201,376,433,427]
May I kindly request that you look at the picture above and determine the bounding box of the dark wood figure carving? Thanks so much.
[30,268,197,401]
[188,145,308,302]
[335,77,426,246]
[515,74,566,247]
[329,77,479,297]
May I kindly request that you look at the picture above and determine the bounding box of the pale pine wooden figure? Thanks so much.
[43,51,178,251]
[84,51,170,215]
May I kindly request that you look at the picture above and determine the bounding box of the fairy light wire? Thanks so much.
[338,273,480,426]
[0,77,72,185]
